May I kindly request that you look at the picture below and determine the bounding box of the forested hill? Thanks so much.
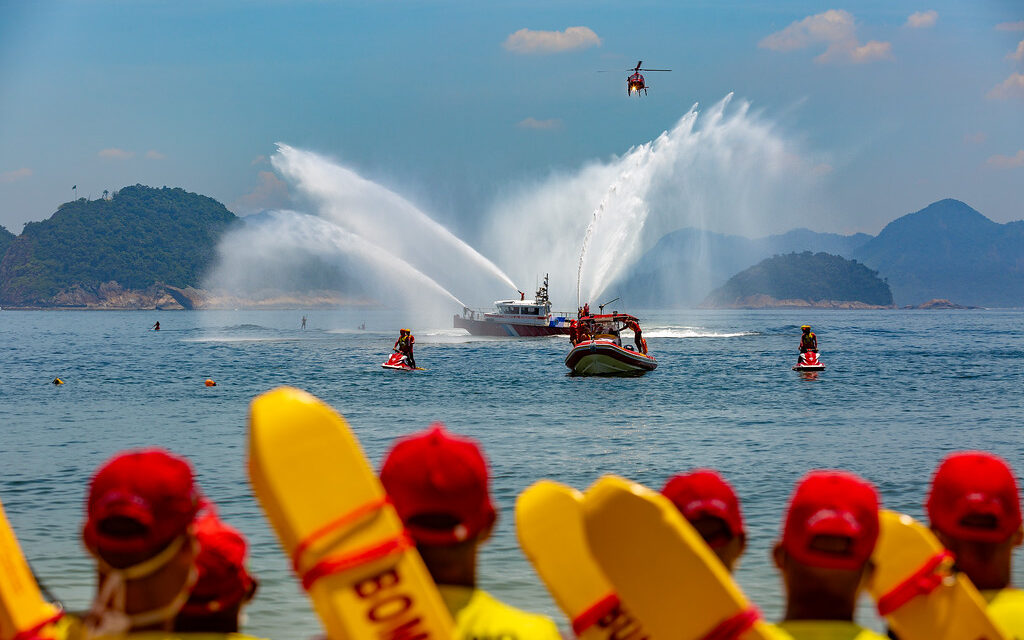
[0,225,13,260]
[0,186,238,305]
[702,251,894,308]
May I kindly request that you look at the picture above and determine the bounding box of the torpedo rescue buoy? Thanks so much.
[205,379,216,387]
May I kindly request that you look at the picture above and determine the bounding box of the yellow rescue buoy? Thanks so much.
[51,378,64,385]
[205,379,216,387]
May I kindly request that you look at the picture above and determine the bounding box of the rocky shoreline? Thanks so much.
[1,281,367,310]
[700,294,894,310]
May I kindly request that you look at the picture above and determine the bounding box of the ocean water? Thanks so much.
[2,308,1022,637]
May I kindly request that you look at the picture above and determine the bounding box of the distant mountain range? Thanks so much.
[1,190,1021,309]
[852,199,1024,307]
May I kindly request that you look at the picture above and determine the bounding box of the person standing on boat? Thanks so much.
[625,318,647,354]
[799,325,817,354]
[394,329,416,368]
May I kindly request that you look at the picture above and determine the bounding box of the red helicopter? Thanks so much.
[626,60,671,96]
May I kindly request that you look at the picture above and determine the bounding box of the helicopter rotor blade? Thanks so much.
[639,68,671,72]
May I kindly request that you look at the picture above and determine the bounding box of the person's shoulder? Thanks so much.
[442,586,561,640]
[983,588,1024,637]
[772,620,886,640]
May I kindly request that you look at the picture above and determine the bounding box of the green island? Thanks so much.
[0,185,238,308]
[701,251,895,309]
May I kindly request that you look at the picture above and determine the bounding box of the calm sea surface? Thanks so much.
[2,308,1022,637]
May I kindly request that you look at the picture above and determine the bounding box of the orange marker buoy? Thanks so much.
[205,379,216,387]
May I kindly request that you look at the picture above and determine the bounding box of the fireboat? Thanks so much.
[453,274,575,337]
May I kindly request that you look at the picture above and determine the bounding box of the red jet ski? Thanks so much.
[793,351,825,372]
[382,352,421,371]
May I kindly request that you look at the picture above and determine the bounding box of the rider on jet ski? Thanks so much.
[394,329,416,368]
[799,325,817,356]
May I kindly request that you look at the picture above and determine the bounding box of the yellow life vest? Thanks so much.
[983,588,1024,639]
[51,615,269,640]
[438,585,561,640]
[773,620,888,639]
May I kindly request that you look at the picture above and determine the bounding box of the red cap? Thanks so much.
[662,470,744,546]
[782,470,879,571]
[926,451,1022,543]
[83,449,201,556]
[179,510,256,616]
[380,424,496,546]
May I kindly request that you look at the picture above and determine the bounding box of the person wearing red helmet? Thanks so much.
[772,470,886,639]
[926,451,1024,636]
[174,507,258,633]
[380,424,560,640]
[80,449,202,634]
[661,469,746,572]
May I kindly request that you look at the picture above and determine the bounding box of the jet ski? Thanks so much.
[382,352,420,371]
[793,351,825,372]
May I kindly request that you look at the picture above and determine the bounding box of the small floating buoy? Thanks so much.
[205,379,216,387]
[52,377,64,385]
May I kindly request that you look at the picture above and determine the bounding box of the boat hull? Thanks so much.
[565,340,657,375]
[453,314,571,337]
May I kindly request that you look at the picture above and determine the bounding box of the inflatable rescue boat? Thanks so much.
[565,313,656,375]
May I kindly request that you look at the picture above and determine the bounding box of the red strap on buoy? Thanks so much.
[13,610,64,640]
[291,496,409,590]
[571,592,621,635]
[699,606,760,640]
[876,551,954,616]
[300,533,414,590]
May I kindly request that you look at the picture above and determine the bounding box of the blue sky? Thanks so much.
[0,0,1021,238]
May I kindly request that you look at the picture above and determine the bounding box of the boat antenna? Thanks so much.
[598,297,620,314]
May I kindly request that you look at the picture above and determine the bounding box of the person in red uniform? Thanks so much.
[174,507,258,632]
[662,469,745,572]
[926,451,1024,637]
[624,318,648,354]
[771,470,885,639]
[81,449,201,634]
[394,329,416,368]
[380,425,560,639]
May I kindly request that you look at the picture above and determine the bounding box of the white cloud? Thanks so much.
[986,150,1024,168]
[1008,40,1024,62]
[850,40,893,62]
[98,148,134,159]
[986,72,1024,99]
[759,10,892,64]
[232,170,290,214]
[995,21,1024,32]
[503,26,601,54]
[517,117,562,130]
[145,150,165,160]
[906,10,938,28]
[0,168,32,183]
[964,132,987,144]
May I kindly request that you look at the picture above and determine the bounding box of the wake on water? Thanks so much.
[207,95,823,312]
